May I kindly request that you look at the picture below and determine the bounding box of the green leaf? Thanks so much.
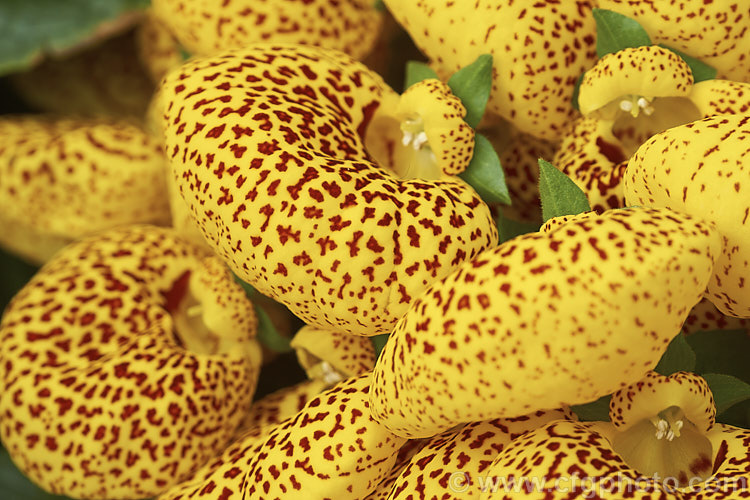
[537,159,591,222]
[0,0,151,76]
[717,399,750,429]
[404,61,438,89]
[373,0,386,11]
[687,329,750,381]
[702,373,750,415]
[0,248,38,318]
[458,133,511,205]
[371,334,389,358]
[654,333,696,376]
[495,211,540,243]
[178,46,191,62]
[0,445,69,499]
[659,44,717,83]
[447,54,493,129]
[233,275,292,353]
[571,394,611,422]
[592,8,652,58]
[571,71,585,111]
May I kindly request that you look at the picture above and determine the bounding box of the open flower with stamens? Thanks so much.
[554,44,750,213]
[479,371,750,499]
[160,44,497,337]
[370,207,720,438]
[291,325,375,386]
[0,226,262,499]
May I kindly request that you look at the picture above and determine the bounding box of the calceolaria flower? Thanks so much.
[370,207,720,438]
[291,325,375,385]
[555,44,750,212]
[597,0,750,82]
[479,371,750,499]
[160,44,498,337]
[625,114,750,318]
[151,0,383,60]
[0,226,262,499]
[0,116,171,264]
[383,0,598,141]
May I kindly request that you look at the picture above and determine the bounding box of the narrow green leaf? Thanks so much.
[717,399,750,429]
[371,334,389,358]
[659,44,717,83]
[233,275,292,353]
[537,159,591,222]
[447,54,493,128]
[0,0,151,76]
[654,333,696,376]
[687,329,750,381]
[592,8,652,58]
[571,394,611,422]
[373,0,386,11]
[404,61,438,89]
[702,373,750,415]
[178,46,191,62]
[495,211,540,243]
[571,71,585,111]
[458,133,511,205]
[0,445,68,499]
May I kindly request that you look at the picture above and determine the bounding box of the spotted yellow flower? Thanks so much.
[0,226,262,499]
[479,371,750,499]
[370,207,720,438]
[291,325,375,385]
[160,44,497,337]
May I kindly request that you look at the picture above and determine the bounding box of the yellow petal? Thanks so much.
[689,80,750,118]
[370,207,720,438]
[160,44,497,336]
[291,325,375,383]
[151,0,383,60]
[682,297,749,335]
[0,226,261,499]
[597,0,750,82]
[0,117,171,264]
[244,374,407,499]
[383,0,597,141]
[625,114,750,317]
[135,10,183,84]
[578,46,692,117]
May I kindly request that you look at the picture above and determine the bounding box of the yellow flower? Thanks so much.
[151,0,383,60]
[0,117,171,264]
[370,207,720,438]
[597,0,750,82]
[479,371,750,499]
[159,44,497,337]
[625,113,750,318]
[291,325,376,385]
[554,44,750,212]
[0,226,262,499]
[383,0,598,141]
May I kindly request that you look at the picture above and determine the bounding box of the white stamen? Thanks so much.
[674,420,684,431]
[186,305,203,318]
[319,361,344,385]
[402,130,414,147]
[412,131,429,150]
[666,430,676,441]
[642,105,655,116]
[654,419,669,440]
[619,99,634,112]
[637,97,650,109]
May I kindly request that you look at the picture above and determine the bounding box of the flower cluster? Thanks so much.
[0,1,748,499]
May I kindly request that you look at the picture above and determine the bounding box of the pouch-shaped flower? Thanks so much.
[160,44,497,336]
[478,371,744,499]
[0,116,171,264]
[151,0,383,60]
[291,325,376,384]
[0,226,262,499]
[383,0,598,141]
[597,0,750,82]
[625,114,750,318]
[370,207,720,438]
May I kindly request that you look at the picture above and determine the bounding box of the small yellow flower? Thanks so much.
[291,325,376,385]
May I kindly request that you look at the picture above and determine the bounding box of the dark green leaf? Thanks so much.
[659,44,717,83]
[371,334,389,358]
[571,71,585,111]
[0,248,38,318]
[687,329,750,381]
[537,159,591,222]
[447,54,493,128]
[592,8,652,58]
[495,211,540,243]
[458,133,511,205]
[571,394,611,422]
[702,373,750,415]
[0,0,151,76]
[654,333,696,376]
[233,275,292,353]
[717,399,750,429]
[179,46,191,62]
[404,61,438,89]
[0,445,69,499]
[373,0,386,11]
